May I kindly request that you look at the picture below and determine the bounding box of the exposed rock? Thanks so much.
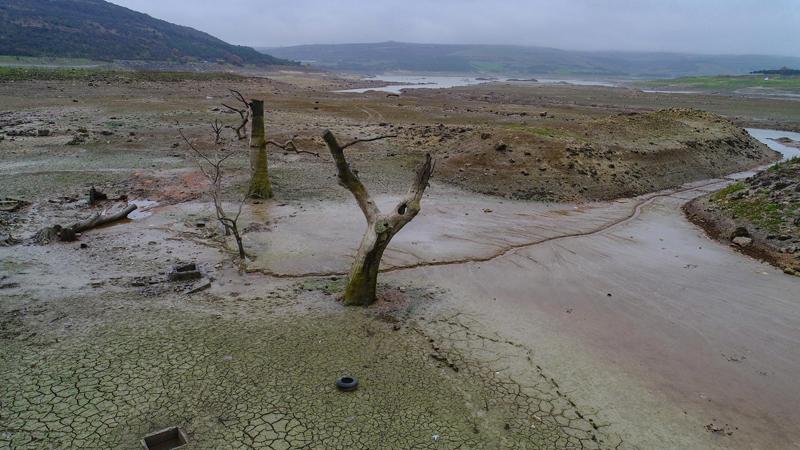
[168,263,202,282]
[732,237,753,247]
[731,227,750,239]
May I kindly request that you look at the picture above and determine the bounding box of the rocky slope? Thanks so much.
[438,109,780,201]
[685,157,800,275]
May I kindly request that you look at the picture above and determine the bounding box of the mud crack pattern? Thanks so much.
[1,296,623,449]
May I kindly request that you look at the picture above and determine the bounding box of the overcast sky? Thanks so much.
[109,0,800,56]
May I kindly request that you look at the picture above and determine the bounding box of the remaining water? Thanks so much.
[335,75,620,94]
[640,89,702,94]
[336,75,500,94]
[534,78,618,87]
[747,128,800,160]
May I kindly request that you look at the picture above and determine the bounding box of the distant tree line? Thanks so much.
[751,67,800,76]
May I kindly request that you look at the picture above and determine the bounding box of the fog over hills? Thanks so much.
[263,41,800,78]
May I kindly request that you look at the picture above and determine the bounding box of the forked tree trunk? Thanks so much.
[248,99,272,199]
[323,130,434,306]
[344,225,392,304]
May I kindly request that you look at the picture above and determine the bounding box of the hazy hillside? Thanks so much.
[263,41,800,78]
[0,0,293,66]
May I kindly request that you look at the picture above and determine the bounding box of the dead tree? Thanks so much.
[211,119,224,145]
[179,129,247,259]
[323,130,433,306]
[221,89,250,140]
[34,203,137,244]
[248,99,272,199]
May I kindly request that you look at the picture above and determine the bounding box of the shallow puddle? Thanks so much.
[127,199,158,220]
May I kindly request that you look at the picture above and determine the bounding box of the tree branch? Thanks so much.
[221,89,251,140]
[323,130,381,222]
[229,89,247,106]
[340,134,398,151]
[266,139,320,157]
[392,153,434,223]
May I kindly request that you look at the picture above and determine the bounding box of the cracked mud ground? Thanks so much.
[3,73,800,449]
[0,283,620,449]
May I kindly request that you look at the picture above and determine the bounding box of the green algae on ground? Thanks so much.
[637,75,800,93]
[711,159,800,235]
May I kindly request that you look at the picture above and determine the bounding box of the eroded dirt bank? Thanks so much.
[685,157,800,276]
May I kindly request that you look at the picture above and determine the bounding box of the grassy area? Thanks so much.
[711,158,800,234]
[0,66,246,82]
[713,182,785,232]
[639,75,800,92]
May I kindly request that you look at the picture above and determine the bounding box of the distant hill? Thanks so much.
[262,42,800,78]
[0,0,293,66]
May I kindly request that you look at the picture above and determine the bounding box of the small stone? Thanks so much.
[732,237,753,247]
[169,263,202,281]
[730,227,750,239]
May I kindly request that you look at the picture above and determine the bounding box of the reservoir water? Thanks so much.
[747,128,800,160]
[335,74,620,93]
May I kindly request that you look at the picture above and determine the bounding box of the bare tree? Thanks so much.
[221,89,250,141]
[323,130,433,306]
[178,129,247,259]
[211,119,224,145]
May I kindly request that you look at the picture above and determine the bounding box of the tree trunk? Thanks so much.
[248,99,272,199]
[322,130,434,306]
[231,226,246,260]
[33,203,137,244]
[343,224,393,306]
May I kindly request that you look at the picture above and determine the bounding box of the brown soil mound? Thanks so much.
[438,108,779,201]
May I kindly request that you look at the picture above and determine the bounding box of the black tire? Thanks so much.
[335,376,359,392]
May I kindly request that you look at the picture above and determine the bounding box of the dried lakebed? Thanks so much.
[1,132,799,449]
